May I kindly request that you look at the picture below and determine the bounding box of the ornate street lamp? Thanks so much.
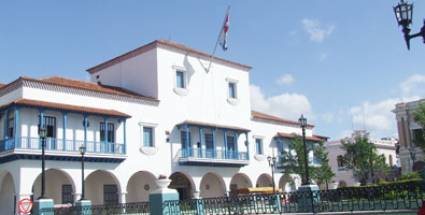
[409,145,416,171]
[393,0,425,50]
[299,114,310,186]
[267,156,277,193]
[38,123,47,199]
[79,145,87,200]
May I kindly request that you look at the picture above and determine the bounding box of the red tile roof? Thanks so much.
[178,120,250,132]
[5,99,130,118]
[86,40,252,74]
[276,132,326,142]
[2,76,158,102]
[251,111,314,128]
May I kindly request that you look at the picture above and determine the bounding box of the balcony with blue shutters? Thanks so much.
[274,132,327,169]
[0,99,130,163]
[176,120,250,167]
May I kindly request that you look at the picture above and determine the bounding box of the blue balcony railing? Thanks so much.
[0,137,125,155]
[180,148,248,161]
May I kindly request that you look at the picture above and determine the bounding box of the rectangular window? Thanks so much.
[180,131,191,149]
[205,133,214,149]
[43,116,56,138]
[7,112,14,138]
[143,127,154,147]
[228,82,237,99]
[226,135,236,151]
[255,138,263,155]
[412,129,425,146]
[337,155,345,169]
[176,71,186,88]
[100,122,115,143]
[103,184,118,205]
[62,184,73,204]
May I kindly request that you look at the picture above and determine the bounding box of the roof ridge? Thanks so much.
[251,110,315,128]
[86,39,252,73]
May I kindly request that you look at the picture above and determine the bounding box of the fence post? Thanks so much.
[273,193,282,213]
[296,184,319,213]
[75,200,91,215]
[149,176,180,215]
[193,191,204,215]
[32,199,54,215]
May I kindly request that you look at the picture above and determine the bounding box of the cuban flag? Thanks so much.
[219,13,229,51]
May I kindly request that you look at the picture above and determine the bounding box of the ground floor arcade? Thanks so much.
[0,162,299,214]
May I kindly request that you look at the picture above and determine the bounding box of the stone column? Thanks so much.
[149,176,180,215]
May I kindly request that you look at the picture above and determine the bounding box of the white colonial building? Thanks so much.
[325,130,398,187]
[0,40,326,214]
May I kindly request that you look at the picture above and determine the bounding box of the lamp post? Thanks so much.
[299,114,310,186]
[393,0,425,50]
[267,156,277,193]
[79,145,86,200]
[38,124,47,199]
[409,145,416,171]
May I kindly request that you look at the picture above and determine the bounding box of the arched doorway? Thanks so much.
[0,172,15,214]
[413,161,425,172]
[127,171,157,203]
[278,175,296,192]
[256,173,273,187]
[200,172,226,198]
[85,170,120,205]
[230,173,252,193]
[32,169,75,204]
[169,172,194,200]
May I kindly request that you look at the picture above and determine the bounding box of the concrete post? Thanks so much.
[75,200,92,215]
[296,184,320,213]
[149,176,180,215]
[32,199,54,215]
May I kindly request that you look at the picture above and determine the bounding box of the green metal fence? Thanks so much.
[163,181,425,214]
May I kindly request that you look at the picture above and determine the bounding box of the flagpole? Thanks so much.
[206,6,230,72]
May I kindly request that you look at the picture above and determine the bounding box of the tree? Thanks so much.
[413,103,425,153]
[279,137,334,189]
[341,136,389,185]
[312,143,335,190]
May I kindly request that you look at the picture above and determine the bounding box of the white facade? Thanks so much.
[0,40,325,214]
[393,99,425,174]
[325,130,398,187]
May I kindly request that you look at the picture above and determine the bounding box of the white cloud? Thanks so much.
[250,85,312,120]
[350,98,401,133]
[302,18,335,43]
[400,74,425,97]
[276,74,295,86]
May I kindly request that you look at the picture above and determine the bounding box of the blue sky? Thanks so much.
[0,0,424,140]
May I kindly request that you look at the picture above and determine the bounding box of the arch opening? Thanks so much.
[85,170,121,205]
[278,175,296,192]
[0,172,16,214]
[32,169,75,205]
[169,172,194,200]
[256,173,273,187]
[230,173,252,193]
[126,171,157,203]
[200,172,226,198]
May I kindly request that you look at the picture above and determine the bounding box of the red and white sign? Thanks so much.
[18,198,32,215]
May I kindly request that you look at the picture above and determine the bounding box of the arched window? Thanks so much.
[337,155,345,169]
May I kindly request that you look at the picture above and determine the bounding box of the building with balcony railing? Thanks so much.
[0,40,326,214]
